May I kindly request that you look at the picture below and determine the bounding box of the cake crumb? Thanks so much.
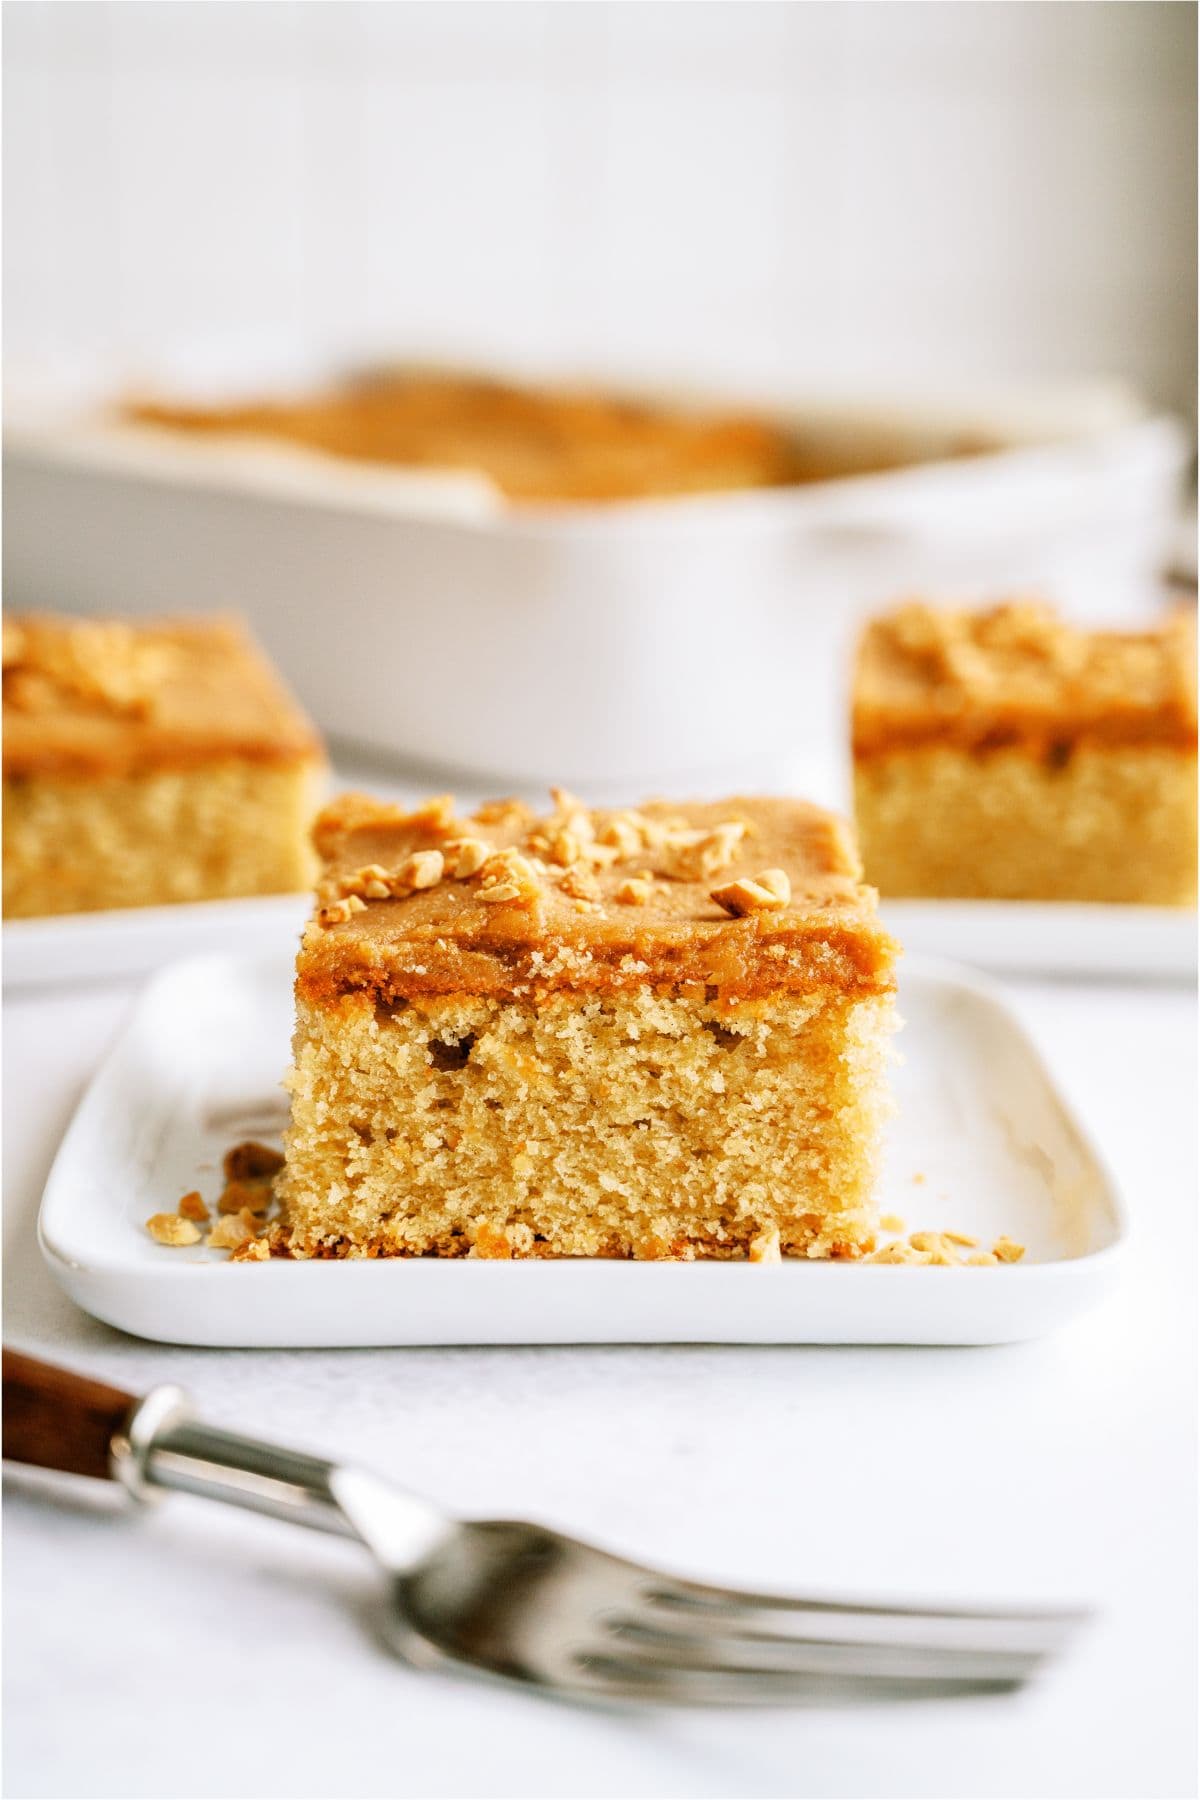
[992,1235,1026,1263]
[470,1222,515,1259]
[177,1190,209,1222]
[230,1236,271,1262]
[879,1213,906,1233]
[219,1178,274,1215]
[146,1213,201,1246]
[912,1172,927,1186]
[749,1226,782,1263]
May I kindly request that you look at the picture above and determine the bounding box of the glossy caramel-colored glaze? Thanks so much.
[3,614,323,779]
[853,600,1197,760]
[297,791,897,1007]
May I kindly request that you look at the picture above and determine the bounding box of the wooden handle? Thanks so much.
[3,1348,137,1480]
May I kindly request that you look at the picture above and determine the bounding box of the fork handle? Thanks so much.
[2,1346,358,1538]
[3,1348,136,1481]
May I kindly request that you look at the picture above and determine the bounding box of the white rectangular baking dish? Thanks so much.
[3,372,1186,786]
[38,950,1126,1348]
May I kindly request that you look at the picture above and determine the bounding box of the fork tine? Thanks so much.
[573,1655,1028,1708]
[598,1619,1050,1686]
[636,1577,1086,1657]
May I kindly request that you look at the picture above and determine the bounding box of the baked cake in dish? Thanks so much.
[275,791,899,1261]
[852,601,1197,904]
[3,614,325,917]
[125,368,950,506]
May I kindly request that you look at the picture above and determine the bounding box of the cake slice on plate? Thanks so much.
[852,600,1197,904]
[276,789,898,1261]
[3,613,324,917]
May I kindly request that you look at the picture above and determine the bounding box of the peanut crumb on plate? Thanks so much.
[206,1213,255,1251]
[177,1190,209,1222]
[146,1213,201,1247]
[749,1226,782,1263]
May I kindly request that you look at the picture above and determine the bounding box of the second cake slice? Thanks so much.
[276,791,898,1261]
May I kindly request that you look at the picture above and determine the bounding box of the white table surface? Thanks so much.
[3,915,1197,1799]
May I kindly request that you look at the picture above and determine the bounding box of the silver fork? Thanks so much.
[3,1350,1084,1707]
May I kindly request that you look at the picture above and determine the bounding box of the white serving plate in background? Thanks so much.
[38,951,1126,1348]
[3,894,311,991]
[879,900,1197,983]
[3,376,1186,785]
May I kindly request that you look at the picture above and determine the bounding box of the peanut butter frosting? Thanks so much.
[3,614,323,778]
[853,601,1198,759]
[297,791,898,1005]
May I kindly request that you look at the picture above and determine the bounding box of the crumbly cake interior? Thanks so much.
[854,744,1197,904]
[276,791,898,1260]
[3,761,321,917]
[2,613,324,917]
[852,601,1198,904]
[279,986,892,1260]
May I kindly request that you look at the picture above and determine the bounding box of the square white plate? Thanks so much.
[39,952,1126,1348]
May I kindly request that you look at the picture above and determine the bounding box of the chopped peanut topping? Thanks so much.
[581,841,621,870]
[477,849,541,906]
[615,877,653,906]
[3,617,174,719]
[658,821,748,882]
[394,849,444,891]
[710,868,791,917]
[560,866,601,902]
[598,816,643,859]
[146,1213,201,1247]
[546,828,583,868]
[317,896,366,927]
[443,837,491,878]
[868,1227,1024,1267]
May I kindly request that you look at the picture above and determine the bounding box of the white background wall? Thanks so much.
[3,0,1196,421]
